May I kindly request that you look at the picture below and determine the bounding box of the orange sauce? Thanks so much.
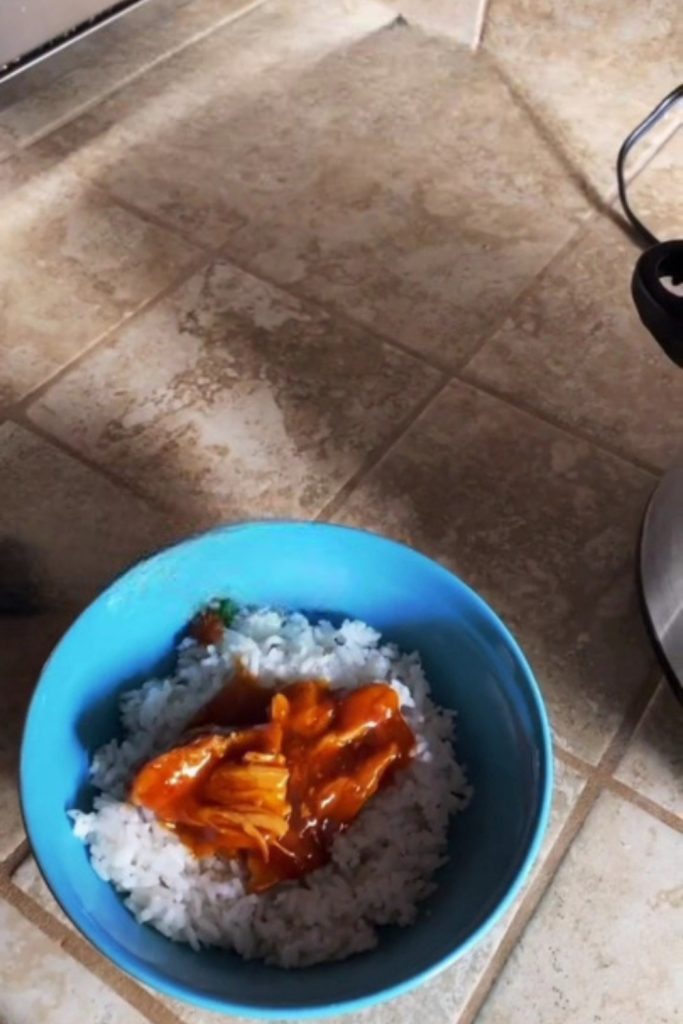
[130,665,415,891]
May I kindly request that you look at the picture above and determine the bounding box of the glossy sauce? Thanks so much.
[130,664,415,891]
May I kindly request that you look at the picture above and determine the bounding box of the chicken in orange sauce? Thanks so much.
[130,664,416,891]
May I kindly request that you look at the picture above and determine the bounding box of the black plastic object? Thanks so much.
[617,84,683,364]
[631,240,683,365]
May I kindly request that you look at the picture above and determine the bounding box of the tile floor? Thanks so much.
[0,1,681,1023]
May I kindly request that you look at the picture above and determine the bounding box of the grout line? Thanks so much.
[456,665,661,1024]
[480,49,665,222]
[95,178,669,489]
[481,52,612,217]
[29,76,667,502]
[555,732,682,831]
[451,204,599,375]
[554,745,594,777]
[602,778,683,833]
[454,375,662,479]
[10,414,183,516]
[599,120,682,213]
[210,252,449,374]
[0,874,186,1024]
[86,183,668,490]
[592,665,661,778]
[15,0,268,153]
[456,776,602,1024]
[90,182,217,255]
[482,52,681,233]
[0,839,29,878]
[8,242,215,419]
[98,180,451,376]
[451,119,681,384]
[314,376,449,522]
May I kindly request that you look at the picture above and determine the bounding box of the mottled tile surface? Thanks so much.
[28,260,439,524]
[38,17,587,368]
[483,0,682,195]
[0,0,264,147]
[0,898,147,1024]
[462,133,683,470]
[476,793,683,1023]
[13,762,586,1024]
[615,683,683,820]
[12,859,72,928]
[0,166,202,406]
[0,423,175,609]
[335,382,655,762]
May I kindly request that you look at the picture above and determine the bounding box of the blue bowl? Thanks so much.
[21,522,552,1019]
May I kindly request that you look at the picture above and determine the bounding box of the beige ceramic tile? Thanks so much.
[0,164,202,407]
[28,259,439,525]
[14,762,586,1024]
[0,0,264,147]
[0,898,147,1024]
[476,792,683,1024]
[38,15,587,368]
[483,0,682,195]
[0,422,177,856]
[462,134,683,471]
[614,683,683,820]
[12,859,72,928]
[335,382,655,763]
[0,423,176,610]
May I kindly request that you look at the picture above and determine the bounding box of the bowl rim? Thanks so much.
[20,519,554,1020]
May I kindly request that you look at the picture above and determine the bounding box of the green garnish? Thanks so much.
[216,598,240,626]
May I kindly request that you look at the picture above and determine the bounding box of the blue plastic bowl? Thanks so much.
[21,522,552,1019]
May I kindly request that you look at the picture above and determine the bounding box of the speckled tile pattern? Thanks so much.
[462,132,683,471]
[27,260,440,524]
[475,793,683,1024]
[334,382,655,763]
[0,0,264,148]
[35,17,588,368]
[0,423,176,609]
[0,899,148,1024]
[483,0,682,195]
[0,167,202,407]
[13,762,586,1024]
[12,860,73,928]
[614,683,683,820]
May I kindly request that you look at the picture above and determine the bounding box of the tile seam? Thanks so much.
[0,872,186,1024]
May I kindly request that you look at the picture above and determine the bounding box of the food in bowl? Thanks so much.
[71,601,472,967]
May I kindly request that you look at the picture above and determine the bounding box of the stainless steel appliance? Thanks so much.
[0,0,151,82]
[620,85,683,702]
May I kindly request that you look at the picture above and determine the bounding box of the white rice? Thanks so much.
[71,609,472,967]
